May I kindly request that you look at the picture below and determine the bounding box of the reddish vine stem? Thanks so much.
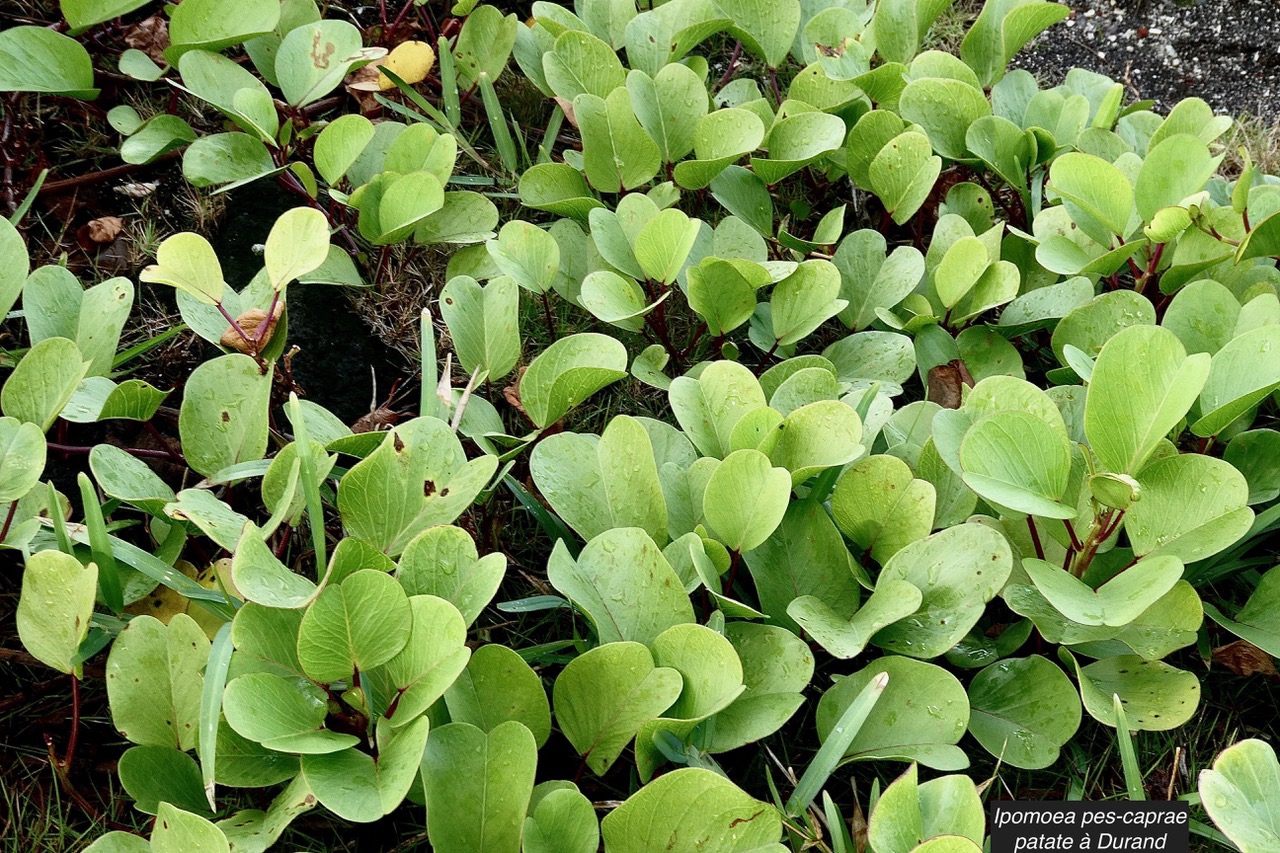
[539,291,558,342]
[48,441,178,462]
[1026,516,1046,561]
[0,500,18,542]
[716,41,743,89]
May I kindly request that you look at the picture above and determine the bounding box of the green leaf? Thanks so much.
[88,444,175,516]
[106,614,209,749]
[744,500,864,633]
[899,78,991,161]
[752,111,845,184]
[213,775,314,851]
[833,455,935,564]
[874,523,1014,659]
[1047,152,1134,243]
[2,336,91,432]
[373,593,470,725]
[870,132,943,225]
[959,410,1075,519]
[835,230,925,331]
[140,232,225,305]
[575,88,662,193]
[530,415,667,544]
[769,260,847,347]
[264,208,330,291]
[627,64,706,163]
[397,526,506,627]
[274,19,365,106]
[178,354,272,479]
[1193,327,1280,437]
[547,527,695,645]
[872,0,952,65]
[314,114,375,185]
[788,579,923,661]
[297,569,411,682]
[167,0,280,61]
[687,258,765,336]
[62,0,152,30]
[1199,739,1280,853]
[960,0,1070,87]
[487,220,559,294]
[62,377,168,424]
[554,641,683,775]
[453,5,518,89]
[1205,565,1280,656]
[422,721,538,853]
[444,643,551,747]
[440,275,520,380]
[709,622,813,752]
[0,417,45,503]
[0,27,98,98]
[524,786,599,853]
[337,418,498,556]
[299,717,430,822]
[601,767,782,852]
[520,333,629,428]
[413,191,499,246]
[866,764,986,853]
[357,171,445,244]
[1135,133,1221,222]
[152,803,230,853]
[519,163,605,219]
[176,50,278,141]
[1125,454,1253,563]
[1062,650,1200,731]
[1051,290,1156,363]
[670,360,768,458]
[673,109,766,190]
[118,745,210,816]
[0,217,29,317]
[544,29,625,100]
[817,656,970,770]
[967,655,1081,770]
[634,208,701,285]
[1023,555,1183,628]
[1085,325,1210,474]
[222,672,359,753]
[183,132,276,189]
[702,449,792,553]
[17,549,96,676]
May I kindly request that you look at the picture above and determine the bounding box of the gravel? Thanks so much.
[1015,0,1280,121]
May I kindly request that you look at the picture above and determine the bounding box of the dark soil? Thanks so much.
[1017,0,1280,120]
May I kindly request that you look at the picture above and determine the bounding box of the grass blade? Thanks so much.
[503,474,581,557]
[8,168,47,226]
[200,622,234,810]
[1113,693,1146,801]
[287,393,328,576]
[77,473,123,613]
[437,34,460,127]
[786,671,889,817]
[478,71,519,176]
[112,324,185,370]
[823,791,854,853]
[537,104,565,165]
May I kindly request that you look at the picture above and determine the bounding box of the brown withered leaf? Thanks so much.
[87,215,124,244]
[554,96,577,128]
[125,15,170,64]
[927,358,975,409]
[503,368,527,415]
[220,303,283,353]
[1213,640,1278,678]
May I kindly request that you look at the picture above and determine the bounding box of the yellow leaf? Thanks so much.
[378,40,435,90]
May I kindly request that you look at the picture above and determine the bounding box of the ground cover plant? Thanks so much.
[2,0,1280,850]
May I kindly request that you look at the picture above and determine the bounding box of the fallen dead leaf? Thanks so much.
[926,358,975,409]
[1213,639,1278,678]
[221,303,283,353]
[125,15,170,64]
[86,215,124,243]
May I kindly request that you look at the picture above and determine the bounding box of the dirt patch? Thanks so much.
[1016,0,1280,121]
